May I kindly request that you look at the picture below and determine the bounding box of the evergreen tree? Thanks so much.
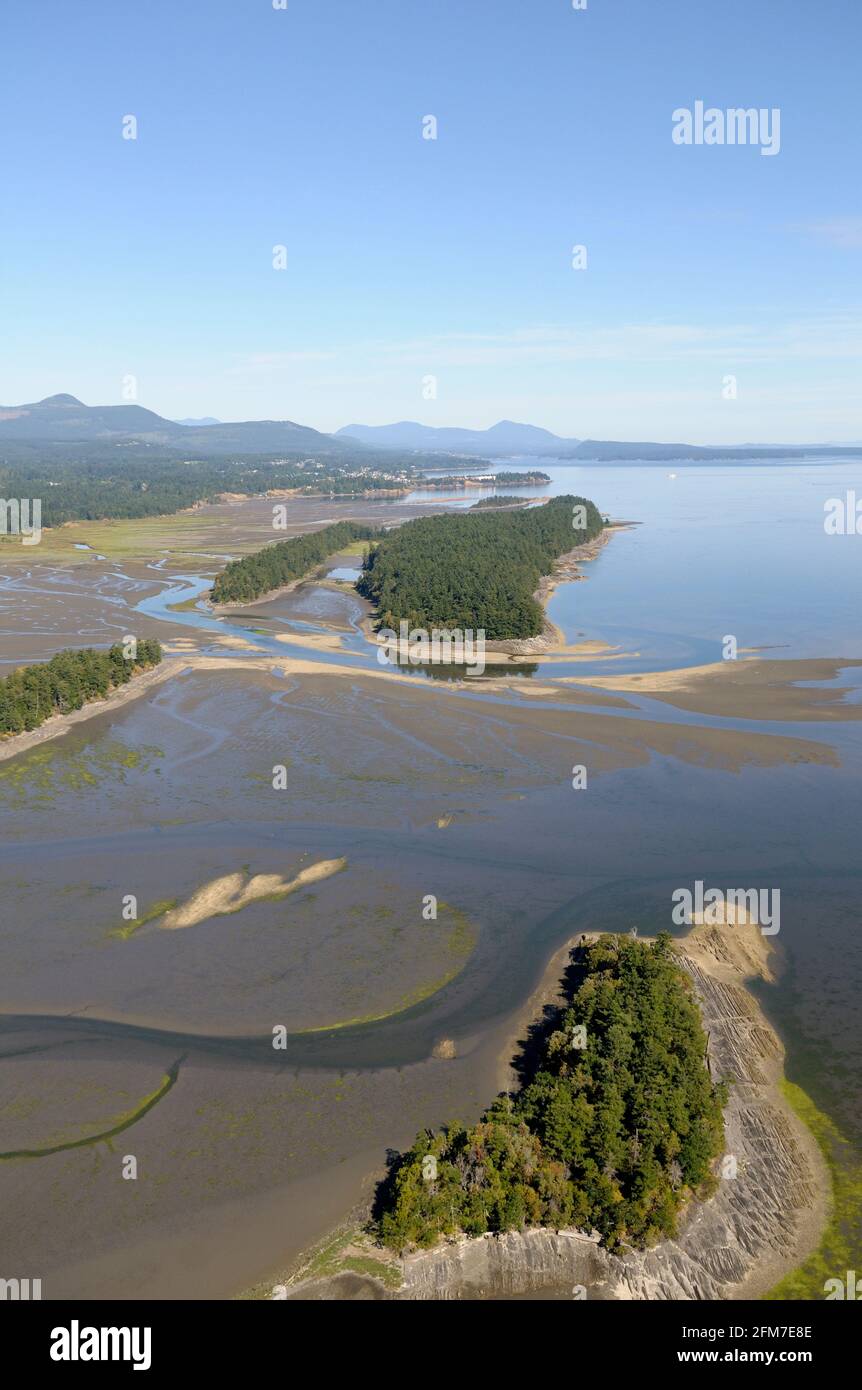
[0,641,162,737]
[376,935,727,1254]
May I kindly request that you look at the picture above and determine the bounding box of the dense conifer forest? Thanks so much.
[376,935,727,1254]
[208,495,604,630]
[0,640,163,736]
[357,494,604,638]
[427,471,550,488]
[469,495,527,509]
[209,521,378,603]
[0,450,430,527]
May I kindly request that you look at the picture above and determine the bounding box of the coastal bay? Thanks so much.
[1,464,860,1299]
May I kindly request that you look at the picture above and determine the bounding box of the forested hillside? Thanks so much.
[0,452,420,528]
[0,640,163,736]
[376,935,727,1254]
[357,494,604,639]
[210,521,378,604]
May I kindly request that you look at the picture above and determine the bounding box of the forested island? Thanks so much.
[470,495,528,510]
[424,471,550,489]
[207,495,604,635]
[376,935,727,1254]
[0,640,163,736]
[210,520,378,604]
[357,494,604,639]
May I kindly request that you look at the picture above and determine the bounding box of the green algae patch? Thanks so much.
[237,1225,402,1300]
[337,540,373,557]
[0,1058,183,1161]
[109,898,178,941]
[764,1080,862,1300]
[296,903,477,1034]
[167,595,205,612]
[0,740,164,805]
[302,1228,402,1289]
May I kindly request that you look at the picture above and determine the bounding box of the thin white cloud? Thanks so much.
[362,316,862,366]
[226,350,337,374]
[230,314,862,378]
[798,218,862,249]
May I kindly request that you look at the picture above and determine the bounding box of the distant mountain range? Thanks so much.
[336,419,862,464]
[0,394,349,456]
[336,419,568,454]
[336,419,862,461]
[2,397,861,465]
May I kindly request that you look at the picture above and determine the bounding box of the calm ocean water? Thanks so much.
[407,459,862,661]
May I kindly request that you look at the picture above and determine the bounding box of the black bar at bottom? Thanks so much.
[2,1296,855,1375]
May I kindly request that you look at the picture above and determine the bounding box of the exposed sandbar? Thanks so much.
[567,655,862,722]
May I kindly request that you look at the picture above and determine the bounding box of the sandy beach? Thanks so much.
[568,654,862,722]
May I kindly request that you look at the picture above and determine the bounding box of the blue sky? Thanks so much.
[2,0,860,442]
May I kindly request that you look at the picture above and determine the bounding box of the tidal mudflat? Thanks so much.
[1,472,861,1299]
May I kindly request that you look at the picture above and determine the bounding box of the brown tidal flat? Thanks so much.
[565,655,862,722]
[1,648,857,1299]
[141,654,848,773]
[0,492,450,569]
[2,492,860,1304]
[0,650,848,774]
[0,561,192,665]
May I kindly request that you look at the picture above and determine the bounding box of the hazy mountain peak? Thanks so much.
[335,419,571,454]
[0,393,354,456]
[484,420,562,440]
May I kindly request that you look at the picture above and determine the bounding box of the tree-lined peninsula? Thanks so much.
[376,934,727,1254]
[357,494,604,639]
[208,494,604,638]
[210,521,378,604]
[0,640,163,737]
